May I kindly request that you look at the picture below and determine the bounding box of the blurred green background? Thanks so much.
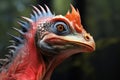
[0,0,120,80]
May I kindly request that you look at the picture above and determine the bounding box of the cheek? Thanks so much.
[37,39,59,55]
[36,31,49,41]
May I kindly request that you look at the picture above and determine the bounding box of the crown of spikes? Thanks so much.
[65,5,83,33]
[0,5,54,70]
[19,5,55,30]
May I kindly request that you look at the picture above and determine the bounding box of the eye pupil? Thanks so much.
[57,24,64,31]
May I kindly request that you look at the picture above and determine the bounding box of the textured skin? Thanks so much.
[0,5,95,80]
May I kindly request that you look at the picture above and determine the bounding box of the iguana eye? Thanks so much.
[51,21,70,35]
[56,24,65,32]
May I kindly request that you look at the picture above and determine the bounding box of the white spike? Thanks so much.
[45,5,52,15]
[30,14,35,20]
[7,45,17,49]
[38,5,46,14]
[5,55,11,58]
[9,40,15,43]
[0,59,9,62]
[22,16,33,23]
[12,27,24,35]
[17,20,29,31]
[32,10,38,20]
[32,6,42,15]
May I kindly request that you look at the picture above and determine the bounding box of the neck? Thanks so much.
[13,36,71,80]
[28,49,61,80]
[33,50,68,80]
[41,51,72,80]
[22,38,58,80]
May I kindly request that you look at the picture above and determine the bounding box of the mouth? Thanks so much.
[45,38,95,53]
[72,42,95,52]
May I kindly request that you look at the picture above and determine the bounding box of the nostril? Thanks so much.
[84,34,90,41]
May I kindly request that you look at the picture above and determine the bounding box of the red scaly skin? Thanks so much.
[0,21,45,80]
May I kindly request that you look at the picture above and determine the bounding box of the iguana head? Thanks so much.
[36,5,95,55]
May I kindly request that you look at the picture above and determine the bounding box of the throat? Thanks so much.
[18,40,68,80]
[27,47,57,80]
[41,54,70,80]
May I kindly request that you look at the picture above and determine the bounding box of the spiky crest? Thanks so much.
[0,5,54,70]
[65,5,83,33]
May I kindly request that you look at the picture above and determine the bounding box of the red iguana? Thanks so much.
[0,5,95,80]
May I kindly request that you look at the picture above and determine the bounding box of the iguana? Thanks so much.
[0,5,95,80]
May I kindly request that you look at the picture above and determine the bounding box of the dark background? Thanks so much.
[0,0,120,80]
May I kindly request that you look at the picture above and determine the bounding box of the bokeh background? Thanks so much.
[0,0,120,80]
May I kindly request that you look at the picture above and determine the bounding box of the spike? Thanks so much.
[39,5,46,16]
[32,10,38,20]
[12,27,24,35]
[17,20,28,28]
[22,16,33,23]
[70,4,76,12]
[5,55,11,59]
[9,40,16,45]
[30,14,35,21]
[0,60,4,64]
[45,5,53,16]
[76,9,79,13]
[8,49,15,55]
[7,33,23,43]
[9,40,15,42]
[70,4,78,15]
[7,45,17,49]
[66,10,70,15]
[70,4,75,10]
[0,59,9,62]
[17,20,29,32]
[32,6,42,16]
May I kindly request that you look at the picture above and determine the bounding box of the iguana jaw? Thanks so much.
[38,32,95,80]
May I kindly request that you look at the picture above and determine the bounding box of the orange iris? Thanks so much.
[57,24,64,32]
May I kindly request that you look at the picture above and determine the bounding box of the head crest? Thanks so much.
[65,5,82,33]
